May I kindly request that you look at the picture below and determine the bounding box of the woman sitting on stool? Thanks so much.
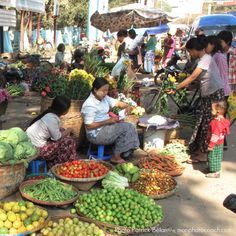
[81,77,140,164]
[26,96,78,168]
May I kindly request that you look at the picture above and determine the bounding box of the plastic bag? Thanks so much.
[228,94,236,122]
[111,56,126,77]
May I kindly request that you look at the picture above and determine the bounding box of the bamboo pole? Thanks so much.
[20,11,25,52]
[28,12,33,48]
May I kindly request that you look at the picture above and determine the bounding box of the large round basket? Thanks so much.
[19,179,80,207]
[76,209,163,235]
[51,160,113,191]
[40,97,85,146]
[0,162,26,200]
[43,215,108,236]
[1,206,50,235]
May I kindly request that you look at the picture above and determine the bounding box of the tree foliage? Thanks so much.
[109,0,137,10]
[154,0,171,12]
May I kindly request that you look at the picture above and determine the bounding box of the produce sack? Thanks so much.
[228,94,236,122]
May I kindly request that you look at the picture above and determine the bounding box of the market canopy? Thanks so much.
[90,3,171,33]
[0,9,16,27]
[0,0,45,13]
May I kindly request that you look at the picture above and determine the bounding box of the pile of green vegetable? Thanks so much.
[23,178,77,202]
[6,84,25,97]
[102,171,129,190]
[160,143,189,163]
[114,162,140,183]
[0,127,37,164]
[75,188,163,229]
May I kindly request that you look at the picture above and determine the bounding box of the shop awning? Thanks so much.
[16,0,45,13]
[0,0,45,13]
[0,9,16,27]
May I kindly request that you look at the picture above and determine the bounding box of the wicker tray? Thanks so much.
[51,160,113,191]
[37,215,108,236]
[0,206,50,236]
[76,209,162,235]
[130,169,177,200]
[19,180,79,207]
[51,160,113,182]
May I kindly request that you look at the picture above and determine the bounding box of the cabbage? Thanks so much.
[14,143,26,160]
[9,127,28,142]
[0,127,28,147]
[0,130,10,141]
[20,142,38,157]
[0,142,14,163]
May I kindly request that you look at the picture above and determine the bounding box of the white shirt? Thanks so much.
[197,54,224,97]
[81,93,118,138]
[26,113,61,147]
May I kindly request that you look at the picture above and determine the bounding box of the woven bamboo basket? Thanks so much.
[51,160,113,191]
[0,162,26,200]
[76,209,163,235]
[124,115,139,126]
[19,180,80,207]
[37,215,108,236]
[40,97,85,146]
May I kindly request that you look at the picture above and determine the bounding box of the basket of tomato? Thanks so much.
[50,160,113,191]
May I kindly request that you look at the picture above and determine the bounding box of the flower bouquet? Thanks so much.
[36,68,68,98]
[66,69,95,100]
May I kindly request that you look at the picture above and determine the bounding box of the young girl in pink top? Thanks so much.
[205,35,231,97]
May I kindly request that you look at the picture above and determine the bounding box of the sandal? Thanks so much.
[187,159,207,164]
[205,172,220,178]
[110,159,126,164]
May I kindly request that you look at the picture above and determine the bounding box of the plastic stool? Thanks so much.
[87,143,112,161]
[29,159,47,174]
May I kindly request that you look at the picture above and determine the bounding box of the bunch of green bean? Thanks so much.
[23,178,77,202]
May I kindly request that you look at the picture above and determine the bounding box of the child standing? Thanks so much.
[206,101,230,178]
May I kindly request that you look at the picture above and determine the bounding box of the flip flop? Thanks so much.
[110,159,126,164]
[187,159,207,164]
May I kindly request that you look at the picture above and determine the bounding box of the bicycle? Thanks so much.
[142,74,201,115]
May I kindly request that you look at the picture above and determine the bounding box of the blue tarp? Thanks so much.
[3,31,13,52]
[146,24,169,35]
[199,14,236,27]
[133,24,169,35]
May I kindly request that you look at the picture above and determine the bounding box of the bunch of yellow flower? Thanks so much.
[68,69,95,88]
[122,59,132,67]
[131,106,145,117]
[105,76,117,89]
[67,69,95,100]
[168,75,176,83]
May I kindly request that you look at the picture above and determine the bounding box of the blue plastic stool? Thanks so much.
[87,143,112,161]
[29,159,47,174]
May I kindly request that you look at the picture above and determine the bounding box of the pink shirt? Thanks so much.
[213,52,231,96]
[164,37,176,58]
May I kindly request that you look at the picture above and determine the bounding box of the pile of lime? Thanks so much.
[75,188,163,229]
[0,201,48,235]
[41,217,105,236]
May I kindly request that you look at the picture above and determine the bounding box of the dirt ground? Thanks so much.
[2,91,236,236]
